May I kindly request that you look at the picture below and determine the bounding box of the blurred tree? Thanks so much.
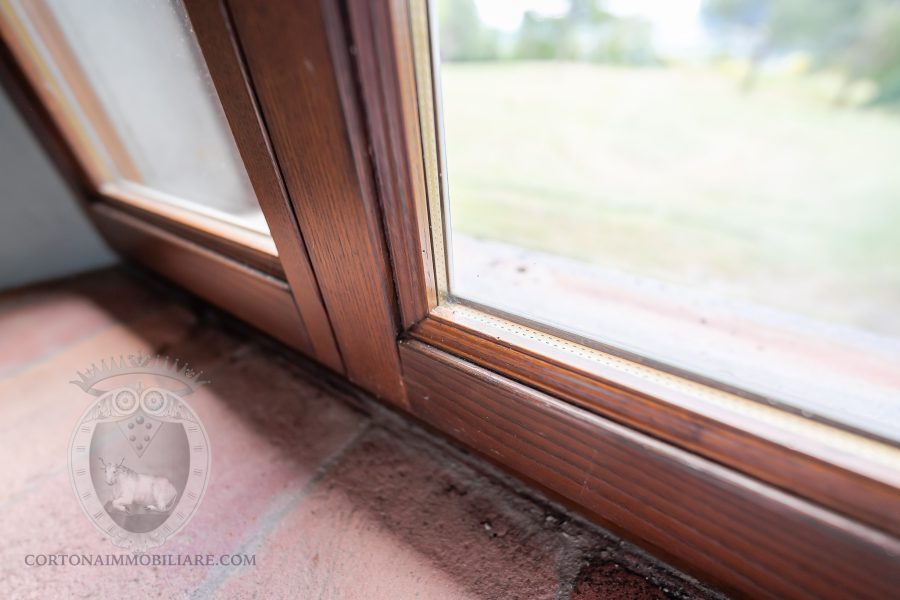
[437,0,658,66]
[516,10,565,59]
[515,0,658,64]
[842,2,900,105]
[702,0,900,103]
[437,0,499,61]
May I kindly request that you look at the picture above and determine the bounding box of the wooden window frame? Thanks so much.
[0,0,343,370]
[2,1,898,598]
[339,1,900,597]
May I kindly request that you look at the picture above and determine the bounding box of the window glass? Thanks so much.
[435,0,900,440]
[6,0,266,233]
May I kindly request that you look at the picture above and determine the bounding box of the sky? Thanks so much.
[472,0,708,55]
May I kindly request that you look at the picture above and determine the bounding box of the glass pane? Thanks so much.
[6,0,266,233]
[435,0,900,441]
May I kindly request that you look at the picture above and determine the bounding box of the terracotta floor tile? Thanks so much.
[0,269,165,378]
[214,426,572,599]
[2,269,723,599]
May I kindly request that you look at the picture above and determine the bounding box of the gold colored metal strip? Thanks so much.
[408,0,450,300]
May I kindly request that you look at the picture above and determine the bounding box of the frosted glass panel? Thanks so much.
[13,0,266,233]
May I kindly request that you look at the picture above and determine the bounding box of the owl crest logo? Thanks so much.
[68,353,211,552]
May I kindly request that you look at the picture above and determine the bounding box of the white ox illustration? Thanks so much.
[100,458,178,513]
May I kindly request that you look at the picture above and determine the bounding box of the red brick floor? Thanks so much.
[0,269,725,599]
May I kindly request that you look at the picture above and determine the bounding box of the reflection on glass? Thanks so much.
[436,0,900,440]
[8,0,266,233]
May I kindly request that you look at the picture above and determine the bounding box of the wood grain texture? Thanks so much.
[100,184,283,279]
[2,1,335,369]
[1,13,284,280]
[10,4,897,597]
[0,269,723,600]
[345,0,436,327]
[182,0,343,374]
[226,0,405,404]
[412,310,900,539]
[93,203,312,355]
[401,340,900,600]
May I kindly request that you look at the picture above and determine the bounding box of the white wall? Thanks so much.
[0,85,117,292]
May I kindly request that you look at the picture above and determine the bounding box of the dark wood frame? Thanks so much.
[2,1,898,598]
[341,1,900,597]
[401,340,900,600]
[182,0,343,373]
[221,0,405,403]
[0,0,342,370]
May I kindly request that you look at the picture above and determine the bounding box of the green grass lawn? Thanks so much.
[441,62,900,336]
